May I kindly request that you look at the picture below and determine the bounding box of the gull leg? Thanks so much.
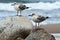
[16,11,19,16]
[34,23,39,30]
[37,23,38,27]
[34,23,37,29]
[37,23,40,28]
[19,10,22,16]
[35,23,37,27]
[36,23,38,28]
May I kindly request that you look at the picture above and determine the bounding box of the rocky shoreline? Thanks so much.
[0,16,56,40]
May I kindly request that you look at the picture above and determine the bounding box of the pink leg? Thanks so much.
[37,23,40,28]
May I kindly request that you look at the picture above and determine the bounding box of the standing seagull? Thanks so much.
[11,2,29,16]
[29,13,49,27]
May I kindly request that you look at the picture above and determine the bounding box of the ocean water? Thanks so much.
[0,2,60,25]
[52,33,60,40]
[0,0,58,3]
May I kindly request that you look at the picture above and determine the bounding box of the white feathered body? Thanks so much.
[13,4,20,11]
[32,15,40,23]
[32,15,47,23]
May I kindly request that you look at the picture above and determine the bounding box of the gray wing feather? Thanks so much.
[37,16,46,20]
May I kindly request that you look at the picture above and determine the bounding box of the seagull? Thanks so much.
[11,2,29,16]
[28,13,49,27]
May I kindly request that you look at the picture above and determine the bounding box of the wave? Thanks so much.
[0,0,58,3]
[0,2,60,11]
[0,2,60,25]
[52,33,60,38]
[25,2,60,10]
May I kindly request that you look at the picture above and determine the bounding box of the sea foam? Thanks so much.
[0,2,60,11]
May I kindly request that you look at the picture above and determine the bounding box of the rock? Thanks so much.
[0,16,33,40]
[16,37,24,40]
[25,27,56,40]
[50,35,56,40]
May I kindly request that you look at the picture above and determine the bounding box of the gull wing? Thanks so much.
[37,16,46,20]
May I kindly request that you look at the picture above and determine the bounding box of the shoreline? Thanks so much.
[41,23,60,33]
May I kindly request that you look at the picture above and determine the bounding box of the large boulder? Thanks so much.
[25,27,56,40]
[0,16,33,40]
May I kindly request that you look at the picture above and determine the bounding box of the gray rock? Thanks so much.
[0,16,33,40]
[25,28,56,40]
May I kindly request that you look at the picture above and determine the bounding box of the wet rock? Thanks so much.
[0,16,33,40]
[25,28,56,40]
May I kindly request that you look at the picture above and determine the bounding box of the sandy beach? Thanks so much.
[42,23,60,33]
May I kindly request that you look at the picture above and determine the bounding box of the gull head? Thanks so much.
[28,13,35,16]
[11,2,17,6]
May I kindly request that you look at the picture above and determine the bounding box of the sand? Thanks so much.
[41,23,60,33]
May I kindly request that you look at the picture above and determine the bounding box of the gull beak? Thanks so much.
[11,2,16,6]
